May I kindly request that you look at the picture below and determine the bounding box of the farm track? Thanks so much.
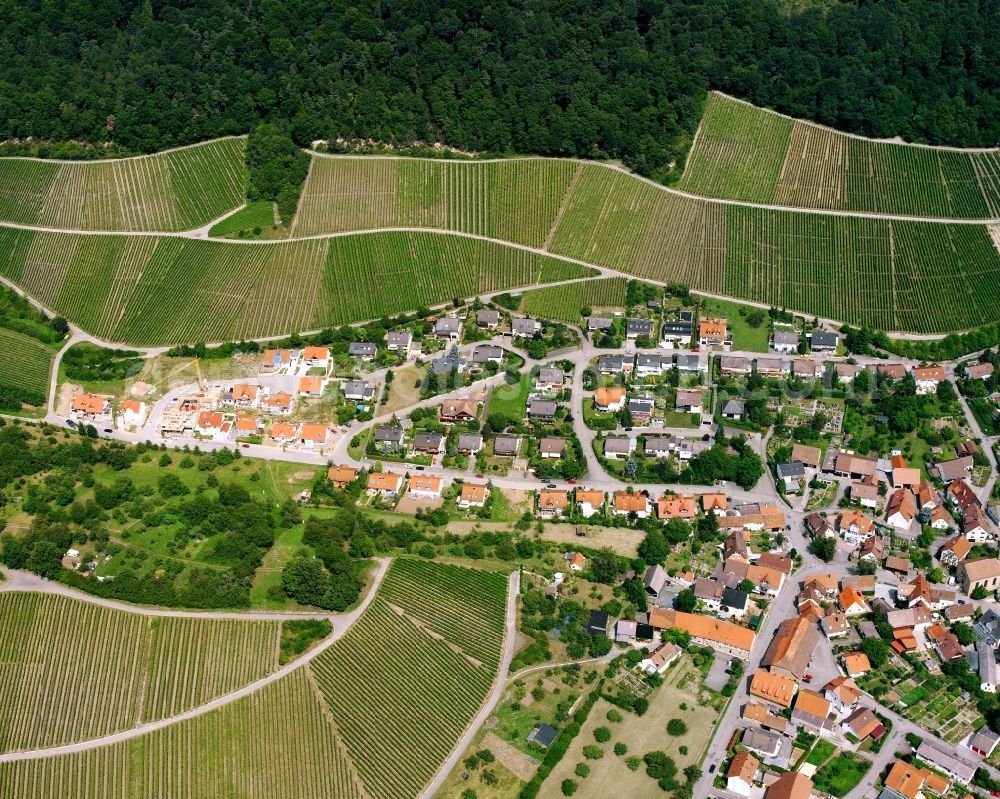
[0,558,392,762]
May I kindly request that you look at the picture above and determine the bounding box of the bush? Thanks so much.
[575,763,590,778]
[626,757,642,771]
[606,709,623,723]
[582,745,604,760]
[561,780,578,796]
[666,718,688,736]
[614,742,628,756]
[593,727,611,743]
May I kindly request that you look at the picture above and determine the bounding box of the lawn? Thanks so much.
[489,373,531,421]
[805,738,837,766]
[381,364,424,415]
[699,297,770,352]
[811,751,871,798]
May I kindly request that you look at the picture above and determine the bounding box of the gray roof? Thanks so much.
[720,355,750,371]
[473,345,504,363]
[635,353,670,370]
[528,399,557,417]
[916,739,977,784]
[644,436,674,452]
[342,379,374,399]
[626,318,654,335]
[675,354,701,371]
[435,317,462,333]
[771,331,799,346]
[457,433,483,451]
[493,434,520,456]
[644,564,667,594]
[538,368,564,385]
[722,399,744,415]
[348,342,377,357]
[721,587,749,610]
[539,437,565,455]
[604,436,634,454]
[432,353,463,374]
[660,320,692,338]
[413,431,444,450]
[676,389,702,409]
[777,461,806,479]
[742,729,781,756]
[810,331,839,348]
[386,329,412,348]
[975,609,1000,647]
[512,317,541,335]
[588,316,614,331]
[374,426,404,443]
[476,309,500,325]
[628,397,654,414]
[528,724,558,748]
[598,354,626,371]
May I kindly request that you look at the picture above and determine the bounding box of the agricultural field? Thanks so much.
[0,328,52,404]
[309,559,509,799]
[0,228,593,345]
[0,592,281,751]
[208,200,277,237]
[520,277,628,323]
[293,156,581,247]
[679,92,1000,217]
[0,669,365,799]
[0,138,247,231]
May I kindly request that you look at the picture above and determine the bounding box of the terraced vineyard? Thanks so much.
[679,92,1000,217]
[293,156,580,247]
[0,670,364,799]
[0,329,53,403]
[520,277,629,322]
[0,138,247,231]
[309,560,508,799]
[0,227,593,345]
[0,593,280,752]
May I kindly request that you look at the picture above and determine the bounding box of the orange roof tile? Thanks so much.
[749,668,796,707]
[460,483,488,504]
[327,464,358,484]
[647,609,755,652]
[614,492,648,513]
[367,472,401,491]
[299,423,329,442]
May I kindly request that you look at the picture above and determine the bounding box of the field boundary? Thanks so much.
[0,135,248,165]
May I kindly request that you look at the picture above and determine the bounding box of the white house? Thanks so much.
[118,399,146,430]
[640,642,680,676]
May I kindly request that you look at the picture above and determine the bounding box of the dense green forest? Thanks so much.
[1,0,998,178]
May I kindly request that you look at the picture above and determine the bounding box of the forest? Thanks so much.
[1,0,998,179]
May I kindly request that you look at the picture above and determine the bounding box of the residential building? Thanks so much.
[434,317,462,339]
[575,489,605,518]
[538,490,568,518]
[613,491,650,518]
[776,461,805,491]
[299,423,330,447]
[408,475,443,498]
[594,386,626,412]
[726,752,760,797]
[327,464,358,488]
[762,616,819,681]
[261,391,293,415]
[743,728,783,760]
[792,689,832,733]
[837,509,877,545]
[675,389,703,413]
[603,435,635,460]
[456,433,483,454]
[386,329,412,356]
[699,317,729,347]
[675,353,706,374]
[528,399,557,421]
[965,362,995,381]
[809,331,838,352]
[858,535,885,562]
[627,395,654,419]
[791,444,821,470]
[963,504,992,541]
[913,365,946,394]
[885,488,917,530]
[635,353,671,377]
[722,399,744,420]
[770,330,798,354]
[764,772,812,799]
[842,707,884,741]
[841,651,872,677]
[458,483,489,509]
[269,422,297,442]
[493,434,521,457]
[348,342,377,360]
[299,376,326,397]
[538,437,565,459]
[824,676,862,715]
[373,426,405,448]
[886,605,933,633]
[367,472,402,496]
[938,534,971,567]
[537,368,564,390]
[958,557,1000,594]
[597,354,628,374]
[625,318,654,339]
[882,759,951,799]
[840,586,869,615]
[969,728,1000,758]
[472,345,504,365]
[587,316,614,332]
[851,480,879,508]
[644,436,673,459]
[440,398,479,422]
[660,316,692,346]
[979,641,999,693]
[657,494,698,521]
[260,348,294,373]
[646,609,755,658]
[742,702,790,734]
[221,383,259,408]
[512,317,541,338]
[792,358,822,379]
[476,309,500,328]
[749,668,796,708]
[719,355,751,375]
[915,739,976,786]
[702,492,728,514]
[755,357,789,377]
[413,431,445,454]
[935,457,975,483]
[639,642,680,675]
[119,399,146,429]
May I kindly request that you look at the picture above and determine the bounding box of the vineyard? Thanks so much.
[0,670,365,799]
[520,277,629,322]
[0,593,280,752]
[0,329,52,402]
[0,138,247,232]
[0,227,593,345]
[309,559,509,799]
[293,156,581,247]
[679,92,1000,218]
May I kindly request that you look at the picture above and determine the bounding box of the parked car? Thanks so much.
[241,443,250,449]
[546,483,557,489]
[416,465,425,470]
[567,479,577,484]
[476,473,485,479]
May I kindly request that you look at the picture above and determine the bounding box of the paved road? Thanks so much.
[0,557,391,762]
[419,570,521,799]
[0,566,344,620]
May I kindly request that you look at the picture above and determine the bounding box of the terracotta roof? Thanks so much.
[701,492,727,511]
[646,609,755,652]
[574,489,604,507]
[839,586,867,612]
[367,472,401,491]
[884,760,948,799]
[793,688,831,720]
[72,392,107,414]
[699,317,727,339]
[614,492,648,513]
[838,509,875,535]
[235,416,258,432]
[764,771,812,799]
[262,391,293,409]
[657,494,697,519]
[441,398,479,418]
[327,464,358,484]
[228,383,259,401]
[743,701,789,732]
[842,652,872,675]
[594,386,626,407]
[299,376,324,394]
[914,365,946,382]
[884,555,910,572]
[791,443,821,468]
[762,617,818,680]
[197,411,223,429]
[886,487,917,523]
[120,399,143,414]
[302,346,329,360]
[409,475,442,493]
[299,423,329,442]
[460,483,488,504]
[941,534,972,561]
[539,490,569,511]
[844,707,882,739]
[270,422,296,439]
[756,553,792,575]
[805,572,839,593]
[824,676,861,706]
[749,668,796,707]
[727,751,760,783]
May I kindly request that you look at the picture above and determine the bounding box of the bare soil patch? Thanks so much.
[395,495,443,514]
[483,732,540,782]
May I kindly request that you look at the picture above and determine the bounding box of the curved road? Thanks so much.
[0,557,391,763]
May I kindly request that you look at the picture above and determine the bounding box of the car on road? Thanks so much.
[476,473,484,479]
[708,764,716,774]
[624,426,633,431]
[241,443,250,449]
[103,428,113,433]
[567,479,577,484]
[803,674,813,682]
[416,465,425,470]
[546,483,556,489]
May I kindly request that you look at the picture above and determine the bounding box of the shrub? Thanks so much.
[594,726,611,743]
[614,742,628,756]
[561,779,578,796]
[607,709,623,723]
[575,763,590,778]
[626,757,642,771]
[582,745,604,760]
[666,718,688,736]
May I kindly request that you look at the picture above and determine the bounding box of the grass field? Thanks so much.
[0,328,52,404]
[520,277,628,323]
[679,92,1000,217]
[208,200,276,237]
[0,138,247,231]
[0,669,365,799]
[309,559,509,799]
[699,297,769,351]
[0,228,593,345]
[0,592,280,751]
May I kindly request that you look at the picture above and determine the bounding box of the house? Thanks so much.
[978,641,999,692]
[640,642,680,675]
[821,611,851,639]
[743,728,783,760]
[824,676,862,714]
[965,362,995,381]
[657,494,698,521]
[644,436,673,459]
[835,362,862,382]
[719,355,751,376]
[858,535,885,562]
[597,354,628,374]
[408,475,443,499]
[963,504,992,541]
[914,365,947,394]
[269,421,297,442]
[512,317,541,338]
[527,724,558,750]
[260,391,293,415]
[674,353,706,375]
[806,330,838,352]
[260,348,294,373]
[851,480,879,508]
[970,728,1000,759]
[367,472,402,496]
[222,383,260,408]
[883,759,951,799]
[537,368,564,390]
[440,398,479,422]
[299,376,326,397]
[613,619,637,642]
[703,492,727,514]
[916,480,938,510]
[788,444,821,471]
[842,707,884,741]
[538,490,569,518]
[386,329,413,357]
[837,509,876,545]
[472,345,504,365]
[948,478,981,514]
[833,451,878,480]
[196,411,225,438]
[299,423,331,447]
[885,488,917,530]
[804,512,832,538]
[958,557,1000,594]
[839,586,869,616]
[413,431,445,454]
[627,395,654,419]
[884,555,911,575]
[119,399,146,429]
[916,739,977,786]
[587,610,609,637]
[939,534,971,567]
[935,456,975,483]
[877,363,907,380]
[674,389,702,413]
[660,316,692,346]
[792,689,833,733]
[374,426,405,449]
[762,617,819,681]
[694,576,727,611]
[327,464,358,488]
[528,399,558,421]
[434,317,462,339]
[613,491,650,518]
[603,435,635,460]
[538,437,565,459]
[792,358,823,379]
[897,572,957,610]
[722,399,744,420]
[841,651,872,677]
[594,386,626,412]
[755,357,790,377]
[458,483,489,509]
[776,461,805,491]
[770,330,799,354]
[764,772,813,799]
[886,605,933,633]
[575,489,605,518]
[635,353,671,378]
[476,309,500,329]
[721,587,749,619]
[749,668,797,708]
[456,433,483,454]
[891,461,921,492]
[647,609,755,658]
[587,316,614,332]
[625,318,654,339]
[493,434,521,457]
[726,752,760,797]
[348,342,377,360]
[699,317,729,347]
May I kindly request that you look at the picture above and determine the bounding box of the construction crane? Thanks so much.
[193,356,206,392]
